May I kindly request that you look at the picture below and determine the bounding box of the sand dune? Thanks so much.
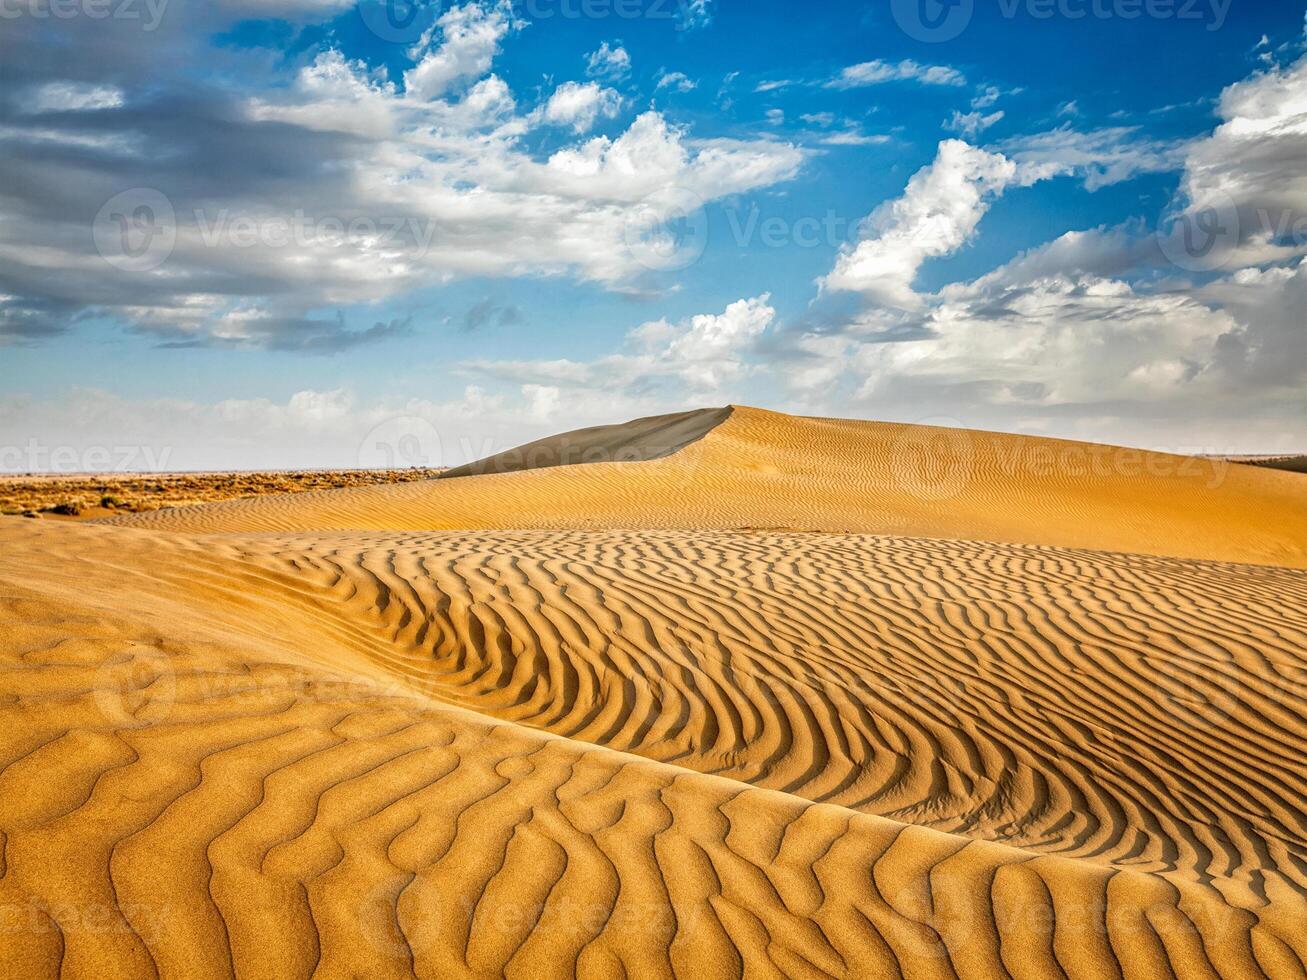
[1223,455,1307,475]
[103,406,1307,568]
[3,407,1305,978]
[440,407,733,478]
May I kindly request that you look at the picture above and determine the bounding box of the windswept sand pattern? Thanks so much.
[102,406,1307,568]
[0,547,1302,979]
[206,531,1307,906]
[1,520,1304,977]
[7,405,1307,978]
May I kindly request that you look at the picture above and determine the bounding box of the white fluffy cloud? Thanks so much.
[946,109,1004,139]
[655,71,696,93]
[0,1,804,349]
[585,42,631,81]
[1174,52,1307,266]
[471,294,776,395]
[1002,126,1184,191]
[541,81,623,133]
[822,141,1019,309]
[403,1,516,101]
[827,59,966,89]
[0,384,541,471]
[789,49,1307,449]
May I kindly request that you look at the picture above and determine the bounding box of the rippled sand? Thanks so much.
[2,407,1304,978]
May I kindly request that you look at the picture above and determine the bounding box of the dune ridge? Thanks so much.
[440,407,733,479]
[102,406,1307,568]
[4,406,1305,978]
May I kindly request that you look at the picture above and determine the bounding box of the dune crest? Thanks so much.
[103,406,1307,568]
[440,407,733,478]
[4,406,1305,977]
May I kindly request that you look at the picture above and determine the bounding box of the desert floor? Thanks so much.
[0,406,1303,978]
[0,468,445,521]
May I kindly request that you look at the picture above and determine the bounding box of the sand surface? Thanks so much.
[440,407,733,478]
[2,407,1305,978]
[102,406,1307,568]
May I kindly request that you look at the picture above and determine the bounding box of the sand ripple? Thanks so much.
[1,519,1303,977]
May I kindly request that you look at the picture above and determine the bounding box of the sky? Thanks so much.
[1,0,1305,471]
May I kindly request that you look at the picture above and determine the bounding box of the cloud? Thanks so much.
[677,0,713,31]
[403,1,518,101]
[946,109,1004,139]
[462,298,522,332]
[0,384,562,470]
[541,80,623,132]
[585,42,631,81]
[1000,125,1185,191]
[0,1,803,350]
[28,83,125,113]
[822,141,1020,309]
[827,60,966,90]
[859,273,1235,407]
[1175,52,1307,264]
[655,71,696,93]
[788,52,1307,449]
[150,310,412,353]
[471,294,776,395]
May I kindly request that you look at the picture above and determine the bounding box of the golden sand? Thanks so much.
[103,406,1307,568]
[1,407,1304,978]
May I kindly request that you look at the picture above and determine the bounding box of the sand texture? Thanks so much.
[2,406,1305,978]
[101,406,1307,568]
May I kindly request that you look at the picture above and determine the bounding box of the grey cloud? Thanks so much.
[462,298,522,332]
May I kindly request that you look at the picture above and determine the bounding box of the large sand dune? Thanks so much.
[3,407,1305,978]
[103,406,1307,568]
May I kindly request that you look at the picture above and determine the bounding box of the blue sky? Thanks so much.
[1,0,1305,469]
